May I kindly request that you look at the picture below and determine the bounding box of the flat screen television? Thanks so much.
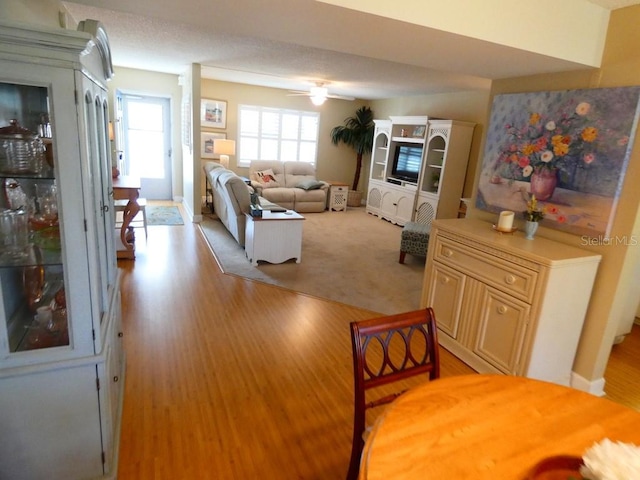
[391,144,422,183]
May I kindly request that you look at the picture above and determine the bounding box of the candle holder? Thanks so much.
[492,224,517,234]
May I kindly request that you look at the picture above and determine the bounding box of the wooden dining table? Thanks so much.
[359,374,640,479]
[112,175,141,260]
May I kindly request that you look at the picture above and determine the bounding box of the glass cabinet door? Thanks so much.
[0,81,67,353]
[79,72,116,346]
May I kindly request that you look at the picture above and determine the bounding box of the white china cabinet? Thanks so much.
[0,19,124,479]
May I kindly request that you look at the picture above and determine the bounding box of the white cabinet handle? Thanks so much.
[497,305,508,314]
[504,274,516,285]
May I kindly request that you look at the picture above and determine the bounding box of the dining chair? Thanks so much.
[346,307,440,480]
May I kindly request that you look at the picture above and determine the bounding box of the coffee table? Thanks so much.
[244,210,305,266]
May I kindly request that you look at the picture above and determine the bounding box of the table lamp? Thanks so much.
[214,139,236,169]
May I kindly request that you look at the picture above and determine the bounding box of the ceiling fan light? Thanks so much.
[310,95,326,106]
[310,86,328,105]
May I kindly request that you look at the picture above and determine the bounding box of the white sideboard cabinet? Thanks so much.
[0,19,124,479]
[421,218,601,386]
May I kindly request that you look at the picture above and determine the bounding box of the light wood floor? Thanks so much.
[116,208,638,479]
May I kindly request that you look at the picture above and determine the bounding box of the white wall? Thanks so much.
[317,0,609,67]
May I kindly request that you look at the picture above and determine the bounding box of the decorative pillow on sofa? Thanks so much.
[254,168,280,188]
[295,179,324,191]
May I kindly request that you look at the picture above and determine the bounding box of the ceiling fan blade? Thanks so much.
[327,94,355,101]
[286,90,311,96]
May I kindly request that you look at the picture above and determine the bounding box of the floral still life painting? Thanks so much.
[476,87,640,237]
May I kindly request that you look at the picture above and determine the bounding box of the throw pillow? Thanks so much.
[254,168,280,188]
[296,179,323,191]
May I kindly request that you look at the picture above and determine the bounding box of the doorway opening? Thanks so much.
[117,92,172,200]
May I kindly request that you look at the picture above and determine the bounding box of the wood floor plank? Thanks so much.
[116,207,635,479]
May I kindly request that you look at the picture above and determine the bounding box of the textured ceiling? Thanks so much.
[62,0,640,100]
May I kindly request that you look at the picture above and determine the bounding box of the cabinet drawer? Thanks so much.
[433,237,538,303]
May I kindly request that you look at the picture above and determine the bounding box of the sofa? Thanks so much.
[249,160,329,213]
[203,162,280,246]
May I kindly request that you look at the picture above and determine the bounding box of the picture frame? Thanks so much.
[412,126,426,138]
[201,98,227,129]
[201,132,226,159]
[476,86,640,238]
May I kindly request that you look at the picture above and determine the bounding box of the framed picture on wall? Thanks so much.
[201,98,227,129]
[201,132,226,159]
[475,86,640,237]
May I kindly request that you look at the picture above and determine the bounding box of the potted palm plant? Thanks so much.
[330,106,374,206]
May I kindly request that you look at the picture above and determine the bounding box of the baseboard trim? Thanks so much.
[570,371,606,396]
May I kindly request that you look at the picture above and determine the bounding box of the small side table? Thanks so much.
[244,211,305,266]
[328,182,349,212]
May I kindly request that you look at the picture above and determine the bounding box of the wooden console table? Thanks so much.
[244,210,305,265]
[113,175,141,260]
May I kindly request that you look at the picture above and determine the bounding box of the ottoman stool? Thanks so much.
[399,222,431,264]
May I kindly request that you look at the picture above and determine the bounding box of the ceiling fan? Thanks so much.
[287,82,355,105]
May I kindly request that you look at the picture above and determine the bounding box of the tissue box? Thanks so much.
[250,205,263,217]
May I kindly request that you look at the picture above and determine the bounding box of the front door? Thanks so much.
[121,93,172,200]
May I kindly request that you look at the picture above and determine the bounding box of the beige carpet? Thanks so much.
[198,208,426,315]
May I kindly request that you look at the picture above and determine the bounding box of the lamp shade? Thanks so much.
[213,139,236,168]
[213,139,236,156]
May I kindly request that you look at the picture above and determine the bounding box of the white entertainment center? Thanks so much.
[366,116,475,227]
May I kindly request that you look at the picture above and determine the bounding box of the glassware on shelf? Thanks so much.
[0,207,29,259]
[30,182,59,230]
[0,120,45,174]
[3,178,28,210]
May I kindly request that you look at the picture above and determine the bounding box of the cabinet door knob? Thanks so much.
[443,249,453,257]
[113,375,119,382]
[440,276,450,285]
[504,274,516,285]
[497,305,508,315]
[118,331,123,337]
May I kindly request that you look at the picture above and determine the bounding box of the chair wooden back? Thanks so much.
[346,307,440,480]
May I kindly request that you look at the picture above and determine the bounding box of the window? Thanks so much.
[238,105,319,167]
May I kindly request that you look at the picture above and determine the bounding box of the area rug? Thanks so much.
[146,205,184,225]
[198,208,426,315]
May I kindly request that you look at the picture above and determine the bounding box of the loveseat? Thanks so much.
[249,160,329,213]
[203,162,280,246]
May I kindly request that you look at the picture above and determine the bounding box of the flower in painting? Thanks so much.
[540,150,554,163]
[576,102,591,116]
[581,127,598,142]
